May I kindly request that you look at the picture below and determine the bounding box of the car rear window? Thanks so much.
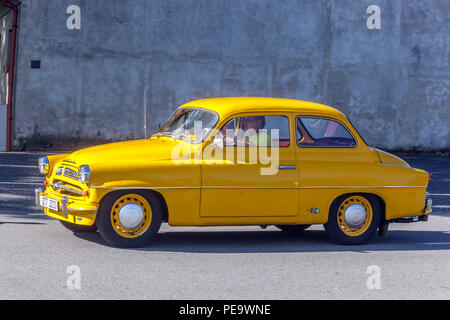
[296,117,356,147]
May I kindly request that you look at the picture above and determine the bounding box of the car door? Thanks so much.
[200,113,299,217]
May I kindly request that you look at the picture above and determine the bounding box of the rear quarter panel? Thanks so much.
[294,113,428,224]
[296,152,428,224]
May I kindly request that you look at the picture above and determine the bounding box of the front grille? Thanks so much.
[63,167,79,181]
[51,180,83,196]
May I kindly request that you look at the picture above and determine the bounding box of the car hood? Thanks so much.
[64,137,183,166]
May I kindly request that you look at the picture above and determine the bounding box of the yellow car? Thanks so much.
[35,97,432,247]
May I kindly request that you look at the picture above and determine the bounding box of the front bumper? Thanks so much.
[35,188,98,226]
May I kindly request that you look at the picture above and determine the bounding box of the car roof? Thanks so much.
[179,97,345,120]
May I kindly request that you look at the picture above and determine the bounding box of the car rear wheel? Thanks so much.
[324,194,381,245]
[97,190,162,248]
[275,224,311,232]
[59,220,97,233]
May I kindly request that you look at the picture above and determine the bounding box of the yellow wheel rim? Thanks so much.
[337,195,373,237]
[110,194,152,239]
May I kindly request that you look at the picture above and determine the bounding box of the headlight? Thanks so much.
[78,165,91,184]
[38,157,49,175]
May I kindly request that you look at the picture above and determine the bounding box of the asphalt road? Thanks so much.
[0,152,449,300]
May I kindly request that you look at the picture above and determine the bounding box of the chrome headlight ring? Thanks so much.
[78,165,91,184]
[38,156,49,175]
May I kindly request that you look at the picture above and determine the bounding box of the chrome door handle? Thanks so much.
[278,165,296,170]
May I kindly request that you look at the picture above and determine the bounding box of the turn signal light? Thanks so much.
[43,180,49,187]
[83,190,90,197]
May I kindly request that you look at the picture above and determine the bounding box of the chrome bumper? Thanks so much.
[35,188,68,216]
[390,197,432,223]
[424,197,432,215]
[35,188,42,206]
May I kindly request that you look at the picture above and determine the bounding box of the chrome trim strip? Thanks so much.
[375,163,410,168]
[375,163,428,172]
[90,185,427,190]
[297,186,427,189]
[203,186,297,189]
[91,186,201,190]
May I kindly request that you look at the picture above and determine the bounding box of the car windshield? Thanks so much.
[157,108,219,143]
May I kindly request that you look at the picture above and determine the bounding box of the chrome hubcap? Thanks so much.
[344,204,367,228]
[118,203,145,229]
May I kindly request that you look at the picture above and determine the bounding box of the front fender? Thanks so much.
[87,160,201,226]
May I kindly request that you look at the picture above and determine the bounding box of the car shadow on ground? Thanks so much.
[73,229,450,253]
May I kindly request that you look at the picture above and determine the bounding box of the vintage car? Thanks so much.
[35,97,432,247]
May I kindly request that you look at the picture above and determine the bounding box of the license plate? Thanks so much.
[40,195,59,211]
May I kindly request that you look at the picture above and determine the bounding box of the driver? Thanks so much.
[241,116,272,147]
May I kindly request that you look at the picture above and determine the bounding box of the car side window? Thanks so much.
[296,116,356,147]
[218,116,290,147]
[236,115,290,147]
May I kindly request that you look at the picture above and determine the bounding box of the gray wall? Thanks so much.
[11,0,450,150]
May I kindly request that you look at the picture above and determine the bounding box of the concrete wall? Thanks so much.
[11,0,450,150]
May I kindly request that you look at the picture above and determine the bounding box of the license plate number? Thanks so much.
[40,196,58,211]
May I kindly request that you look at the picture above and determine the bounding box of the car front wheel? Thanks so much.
[97,190,162,248]
[324,194,381,245]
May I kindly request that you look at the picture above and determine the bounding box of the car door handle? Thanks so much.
[278,165,296,170]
